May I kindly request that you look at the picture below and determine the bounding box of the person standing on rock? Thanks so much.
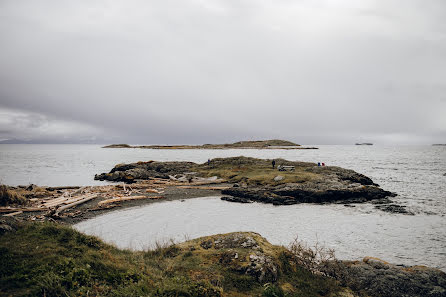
[208,159,210,166]
[272,160,276,169]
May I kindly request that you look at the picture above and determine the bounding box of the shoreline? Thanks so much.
[1,156,409,224]
[1,183,226,225]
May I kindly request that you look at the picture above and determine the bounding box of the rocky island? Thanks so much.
[103,139,318,149]
[95,156,396,206]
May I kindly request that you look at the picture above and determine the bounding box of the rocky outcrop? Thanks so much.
[196,233,279,283]
[191,232,446,296]
[95,161,196,183]
[326,257,446,297]
[222,184,394,205]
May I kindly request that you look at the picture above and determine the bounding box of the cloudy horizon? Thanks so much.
[1,0,445,145]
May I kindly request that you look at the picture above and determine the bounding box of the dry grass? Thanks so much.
[196,164,318,186]
[0,185,26,206]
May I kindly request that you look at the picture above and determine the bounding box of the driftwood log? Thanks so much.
[54,194,98,216]
[0,207,48,213]
[176,186,230,190]
[98,195,163,207]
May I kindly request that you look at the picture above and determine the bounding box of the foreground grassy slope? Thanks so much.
[0,222,349,297]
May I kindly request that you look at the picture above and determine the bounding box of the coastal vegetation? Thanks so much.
[1,220,444,297]
[0,221,346,297]
[0,184,26,206]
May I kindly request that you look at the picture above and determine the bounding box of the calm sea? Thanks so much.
[1,144,445,270]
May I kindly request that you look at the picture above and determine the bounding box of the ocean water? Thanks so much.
[1,144,445,269]
[75,196,446,270]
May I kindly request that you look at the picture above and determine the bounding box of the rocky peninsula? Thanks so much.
[95,156,396,206]
[103,139,318,149]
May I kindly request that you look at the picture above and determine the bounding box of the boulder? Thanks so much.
[274,175,284,182]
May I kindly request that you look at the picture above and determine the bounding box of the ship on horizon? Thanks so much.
[355,143,373,145]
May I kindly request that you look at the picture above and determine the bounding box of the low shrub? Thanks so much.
[0,184,26,206]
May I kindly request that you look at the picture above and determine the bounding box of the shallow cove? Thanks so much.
[74,196,446,271]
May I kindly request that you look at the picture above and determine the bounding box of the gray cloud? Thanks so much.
[0,0,445,144]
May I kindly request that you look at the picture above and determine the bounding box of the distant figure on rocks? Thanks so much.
[208,159,210,166]
[272,160,276,169]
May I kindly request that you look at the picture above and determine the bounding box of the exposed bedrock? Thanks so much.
[221,185,395,205]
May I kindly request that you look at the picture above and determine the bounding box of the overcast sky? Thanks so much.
[0,0,445,144]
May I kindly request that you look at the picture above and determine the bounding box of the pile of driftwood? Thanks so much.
[1,176,227,220]
[0,183,165,219]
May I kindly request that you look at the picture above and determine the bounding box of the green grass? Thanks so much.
[0,222,348,297]
[195,162,318,186]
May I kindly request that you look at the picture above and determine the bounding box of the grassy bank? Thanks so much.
[0,221,351,297]
[194,158,318,186]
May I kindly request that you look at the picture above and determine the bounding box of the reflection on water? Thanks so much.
[74,196,446,271]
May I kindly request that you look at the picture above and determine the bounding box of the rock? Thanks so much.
[246,252,278,283]
[26,184,37,191]
[95,161,196,183]
[0,218,17,235]
[200,240,213,249]
[327,258,446,297]
[0,224,14,235]
[222,184,394,205]
[273,175,284,182]
[213,233,260,250]
[375,204,414,215]
[196,233,278,283]
[221,196,252,203]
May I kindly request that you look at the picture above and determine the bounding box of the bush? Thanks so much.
[288,237,339,277]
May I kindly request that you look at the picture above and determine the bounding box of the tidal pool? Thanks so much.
[74,196,446,271]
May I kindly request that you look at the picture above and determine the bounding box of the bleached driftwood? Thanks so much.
[3,211,23,217]
[145,189,163,194]
[176,186,230,190]
[98,195,163,207]
[0,207,48,213]
[54,193,97,216]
